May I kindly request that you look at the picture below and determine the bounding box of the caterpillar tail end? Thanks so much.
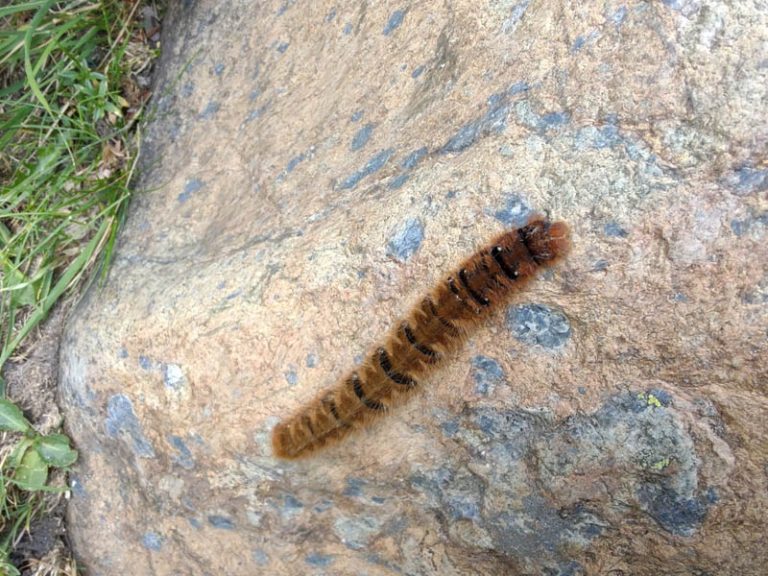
[271,421,302,460]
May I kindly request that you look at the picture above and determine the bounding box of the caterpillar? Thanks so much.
[272,214,571,459]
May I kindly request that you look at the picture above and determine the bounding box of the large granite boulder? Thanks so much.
[59,0,767,574]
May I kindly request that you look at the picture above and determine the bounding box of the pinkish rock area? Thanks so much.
[59,0,767,574]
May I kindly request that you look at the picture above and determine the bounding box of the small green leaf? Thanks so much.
[36,433,78,467]
[7,437,34,470]
[3,266,37,307]
[0,399,32,432]
[14,448,48,490]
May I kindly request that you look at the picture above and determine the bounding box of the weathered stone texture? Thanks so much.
[60,0,767,574]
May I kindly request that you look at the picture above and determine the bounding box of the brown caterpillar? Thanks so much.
[272,215,570,459]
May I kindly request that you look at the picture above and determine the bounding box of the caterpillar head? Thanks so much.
[520,216,571,265]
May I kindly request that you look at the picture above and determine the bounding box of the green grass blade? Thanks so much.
[0,1,48,19]
[21,0,58,117]
[0,217,110,373]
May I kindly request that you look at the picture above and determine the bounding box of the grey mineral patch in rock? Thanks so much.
[592,258,610,272]
[342,476,366,498]
[104,394,155,458]
[400,146,428,170]
[637,483,714,537]
[333,516,383,550]
[207,514,236,530]
[304,552,335,567]
[383,9,406,36]
[408,391,715,570]
[276,152,307,182]
[470,355,506,396]
[507,303,571,349]
[350,123,374,151]
[386,217,424,261]
[492,495,603,562]
[730,211,768,237]
[574,122,623,150]
[387,172,409,190]
[338,148,394,189]
[142,531,163,551]
[283,366,298,385]
[69,475,88,500]
[440,82,528,154]
[534,390,716,537]
[180,82,194,97]
[162,363,187,391]
[388,146,429,190]
[722,166,768,196]
[168,435,195,469]
[178,178,204,203]
[603,220,629,237]
[489,192,532,227]
[251,548,269,566]
[197,100,220,120]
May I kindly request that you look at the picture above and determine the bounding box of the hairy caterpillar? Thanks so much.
[272,215,571,459]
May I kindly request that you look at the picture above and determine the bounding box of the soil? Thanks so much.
[2,304,77,575]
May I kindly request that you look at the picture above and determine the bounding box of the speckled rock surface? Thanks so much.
[59,1,768,574]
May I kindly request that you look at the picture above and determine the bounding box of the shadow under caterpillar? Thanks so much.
[272,215,571,459]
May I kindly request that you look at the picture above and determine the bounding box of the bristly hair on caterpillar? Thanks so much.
[271,214,571,459]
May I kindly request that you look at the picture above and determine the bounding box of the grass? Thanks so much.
[0,0,161,572]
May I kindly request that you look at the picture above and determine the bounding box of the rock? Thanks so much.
[59,0,768,574]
